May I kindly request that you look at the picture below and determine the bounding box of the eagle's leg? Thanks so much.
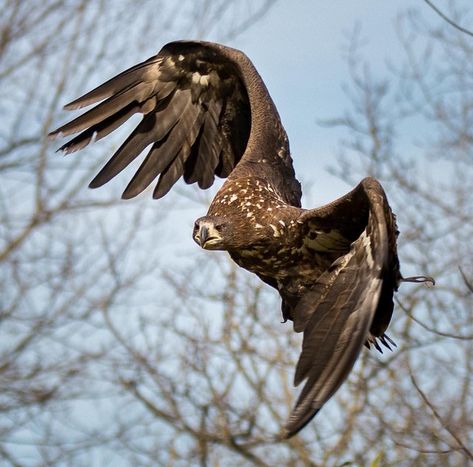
[401,275,435,286]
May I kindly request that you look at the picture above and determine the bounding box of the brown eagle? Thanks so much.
[49,41,433,438]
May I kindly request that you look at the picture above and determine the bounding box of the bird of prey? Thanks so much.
[49,40,433,438]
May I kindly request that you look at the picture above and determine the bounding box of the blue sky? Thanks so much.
[158,0,429,249]
[4,2,471,463]
[228,0,419,204]
[44,0,470,260]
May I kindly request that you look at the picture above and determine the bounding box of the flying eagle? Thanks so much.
[49,41,433,438]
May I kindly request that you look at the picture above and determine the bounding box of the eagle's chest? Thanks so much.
[230,230,331,284]
[229,223,340,285]
[209,176,326,280]
[231,241,302,279]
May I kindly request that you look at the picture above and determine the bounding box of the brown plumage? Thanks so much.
[49,40,434,438]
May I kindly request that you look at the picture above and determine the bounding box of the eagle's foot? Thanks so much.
[364,333,397,353]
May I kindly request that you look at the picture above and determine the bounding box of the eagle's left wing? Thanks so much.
[284,177,400,438]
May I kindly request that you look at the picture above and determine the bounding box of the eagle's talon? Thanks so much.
[401,275,435,286]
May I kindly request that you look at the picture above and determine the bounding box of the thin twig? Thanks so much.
[396,297,473,341]
[459,266,473,294]
[409,371,473,461]
[423,0,473,38]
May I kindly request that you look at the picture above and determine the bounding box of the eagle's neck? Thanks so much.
[221,47,287,155]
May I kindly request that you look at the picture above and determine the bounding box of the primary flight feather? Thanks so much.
[49,40,433,437]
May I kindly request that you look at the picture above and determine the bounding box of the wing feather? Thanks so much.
[195,110,223,188]
[52,82,157,137]
[284,177,394,438]
[153,149,186,199]
[63,56,162,110]
[49,41,254,199]
[184,99,223,187]
[57,102,140,154]
[123,91,204,198]
[88,89,191,190]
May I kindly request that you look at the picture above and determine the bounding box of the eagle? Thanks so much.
[49,40,433,438]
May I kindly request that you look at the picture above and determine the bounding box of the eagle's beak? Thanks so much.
[194,222,223,250]
[197,225,210,248]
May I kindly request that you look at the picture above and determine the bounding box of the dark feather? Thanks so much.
[153,149,186,199]
[123,92,203,198]
[63,56,162,110]
[49,41,263,198]
[57,102,140,154]
[283,177,395,438]
[194,110,223,188]
[52,82,156,138]
[184,100,223,186]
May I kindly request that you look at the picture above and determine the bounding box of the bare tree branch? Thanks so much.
[409,369,473,461]
[423,0,473,38]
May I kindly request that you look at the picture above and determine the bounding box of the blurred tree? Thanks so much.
[0,1,280,465]
[317,7,473,465]
[1,1,472,466]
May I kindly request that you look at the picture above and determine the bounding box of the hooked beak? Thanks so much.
[194,224,222,250]
[196,225,210,248]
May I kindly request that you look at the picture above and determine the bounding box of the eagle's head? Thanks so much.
[193,216,232,250]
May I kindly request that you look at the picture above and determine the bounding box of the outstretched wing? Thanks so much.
[48,41,252,199]
[284,177,400,438]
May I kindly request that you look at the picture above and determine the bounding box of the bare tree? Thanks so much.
[0,1,278,465]
[317,6,473,465]
[2,1,472,466]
